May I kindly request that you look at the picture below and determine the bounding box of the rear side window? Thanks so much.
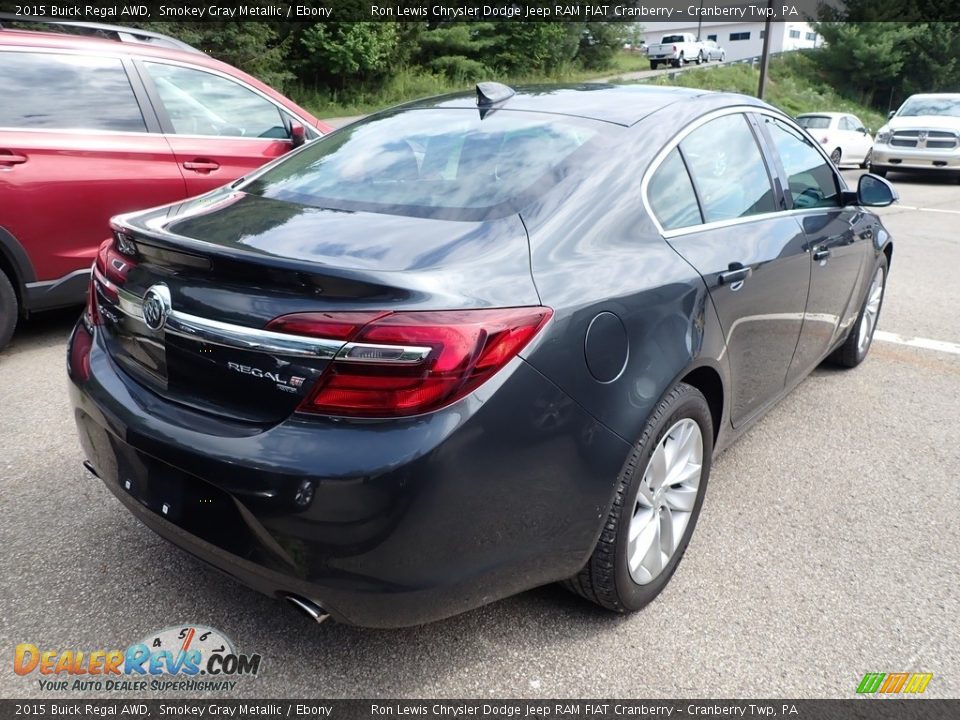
[679,114,777,223]
[647,149,702,230]
[245,109,601,220]
[761,116,841,209]
[797,116,831,130]
[144,62,286,139]
[0,52,145,132]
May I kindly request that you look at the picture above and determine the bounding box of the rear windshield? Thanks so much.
[897,97,960,118]
[244,108,603,220]
[661,35,686,43]
[796,116,831,129]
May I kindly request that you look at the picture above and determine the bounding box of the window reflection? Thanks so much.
[0,52,145,132]
[680,114,777,222]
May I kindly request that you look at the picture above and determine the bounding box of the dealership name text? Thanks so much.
[370,705,798,718]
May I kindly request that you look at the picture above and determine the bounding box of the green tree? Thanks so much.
[140,21,295,90]
[298,22,401,88]
[576,23,629,70]
[815,2,960,110]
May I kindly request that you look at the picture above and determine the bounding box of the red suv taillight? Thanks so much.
[267,307,553,417]
[89,234,137,315]
[95,236,136,287]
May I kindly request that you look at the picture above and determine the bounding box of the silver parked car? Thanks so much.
[703,40,726,62]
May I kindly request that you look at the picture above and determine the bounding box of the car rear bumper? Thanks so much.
[871,144,960,171]
[68,322,629,627]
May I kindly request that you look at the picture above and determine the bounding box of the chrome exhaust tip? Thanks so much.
[285,595,331,624]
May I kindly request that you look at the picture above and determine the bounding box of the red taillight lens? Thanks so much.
[69,322,93,381]
[268,307,553,417]
[820,136,829,145]
[84,272,100,326]
[267,311,389,341]
[95,236,136,287]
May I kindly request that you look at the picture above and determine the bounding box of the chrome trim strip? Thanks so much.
[337,341,432,364]
[640,105,844,238]
[92,266,117,294]
[113,286,343,359]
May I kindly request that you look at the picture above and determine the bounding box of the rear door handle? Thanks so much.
[182,160,220,173]
[718,265,752,286]
[813,248,832,262]
[0,151,28,166]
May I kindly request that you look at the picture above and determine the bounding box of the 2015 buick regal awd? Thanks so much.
[68,83,896,628]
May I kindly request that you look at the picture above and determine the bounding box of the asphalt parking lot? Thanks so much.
[1,170,958,700]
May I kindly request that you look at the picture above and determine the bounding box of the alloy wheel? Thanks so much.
[627,418,703,585]
[857,266,884,355]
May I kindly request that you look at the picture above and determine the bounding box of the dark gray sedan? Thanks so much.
[69,83,895,627]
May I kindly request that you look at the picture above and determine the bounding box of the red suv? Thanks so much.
[0,21,332,349]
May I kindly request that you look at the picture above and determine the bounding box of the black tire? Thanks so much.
[649,61,658,70]
[869,165,887,178]
[0,270,18,351]
[563,382,714,613]
[830,254,888,368]
[673,55,683,68]
[830,147,842,165]
[696,52,704,65]
[860,148,872,170]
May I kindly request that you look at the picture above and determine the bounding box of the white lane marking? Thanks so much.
[874,330,960,355]
[893,205,960,215]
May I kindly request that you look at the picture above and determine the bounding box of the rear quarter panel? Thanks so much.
[519,99,740,448]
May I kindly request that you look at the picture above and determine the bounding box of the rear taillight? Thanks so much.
[95,236,136,287]
[91,235,137,309]
[84,271,100,326]
[69,321,93,381]
[267,307,553,417]
[819,136,830,145]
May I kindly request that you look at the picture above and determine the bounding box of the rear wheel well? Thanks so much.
[681,366,723,443]
[0,250,22,309]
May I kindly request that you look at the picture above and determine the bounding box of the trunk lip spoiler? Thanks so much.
[109,283,431,363]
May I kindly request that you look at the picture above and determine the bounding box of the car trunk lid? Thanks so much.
[94,190,538,424]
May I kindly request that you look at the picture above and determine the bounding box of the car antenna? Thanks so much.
[476,82,516,107]
[476,82,515,119]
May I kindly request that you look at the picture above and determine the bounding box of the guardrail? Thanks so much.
[653,51,784,81]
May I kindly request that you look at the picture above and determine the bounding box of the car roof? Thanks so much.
[797,112,848,118]
[402,84,717,126]
[0,27,214,66]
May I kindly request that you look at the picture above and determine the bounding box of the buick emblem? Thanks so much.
[142,284,171,331]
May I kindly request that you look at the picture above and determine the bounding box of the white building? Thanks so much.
[642,21,822,62]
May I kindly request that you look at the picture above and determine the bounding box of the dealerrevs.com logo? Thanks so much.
[14,625,262,692]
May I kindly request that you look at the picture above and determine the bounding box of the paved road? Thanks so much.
[1,171,958,700]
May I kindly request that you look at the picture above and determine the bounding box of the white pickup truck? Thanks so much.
[648,33,707,70]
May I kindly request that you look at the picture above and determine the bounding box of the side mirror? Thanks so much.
[857,174,898,207]
[289,122,306,148]
[858,127,868,134]
[887,110,896,120]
